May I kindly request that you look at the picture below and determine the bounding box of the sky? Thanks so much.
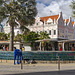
[36,0,73,19]
[1,0,74,25]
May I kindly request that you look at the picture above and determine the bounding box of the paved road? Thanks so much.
[0,63,75,75]
[7,70,75,75]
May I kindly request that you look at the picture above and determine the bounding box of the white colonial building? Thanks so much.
[2,12,75,40]
[3,22,22,36]
[1,12,75,51]
[28,12,75,40]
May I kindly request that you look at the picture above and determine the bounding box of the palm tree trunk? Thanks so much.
[9,24,14,51]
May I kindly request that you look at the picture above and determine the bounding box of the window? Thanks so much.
[54,30,56,35]
[64,22,67,26]
[49,30,51,35]
[62,35,64,38]
[62,30,64,33]
[17,31,19,34]
[60,21,62,25]
[48,22,51,24]
[58,30,59,35]
[37,31,38,34]
[45,31,47,33]
[36,22,38,25]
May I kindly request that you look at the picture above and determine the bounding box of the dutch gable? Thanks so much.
[47,18,53,24]
[57,12,64,26]
[67,17,73,28]
[40,14,59,24]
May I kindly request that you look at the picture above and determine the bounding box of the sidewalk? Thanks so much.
[0,62,75,75]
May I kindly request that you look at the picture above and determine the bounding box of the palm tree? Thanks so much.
[70,1,75,17]
[23,31,39,50]
[0,32,8,40]
[39,31,50,40]
[39,31,50,51]
[0,0,37,51]
[20,25,30,35]
[0,0,7,24]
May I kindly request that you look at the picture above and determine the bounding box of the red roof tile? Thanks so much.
[64,19,74,25]
[72,22,74,25]
[66,19,69,23]
[40,15,59,23]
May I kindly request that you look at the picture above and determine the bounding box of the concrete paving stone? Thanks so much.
[0,63,75,75]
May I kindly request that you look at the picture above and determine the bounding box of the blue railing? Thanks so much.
[0,51,75,61]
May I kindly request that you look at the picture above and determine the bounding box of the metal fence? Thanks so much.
[0,51,75,61]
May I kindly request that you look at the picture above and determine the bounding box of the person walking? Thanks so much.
[60,45,62,51]
[6,46,9,51]
[3,45,6,51]
[72,47,74,51]
[22,47,25,51]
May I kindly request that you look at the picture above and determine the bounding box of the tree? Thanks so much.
[70,1,75,17]
[0,0,7,24]
[14,34,23,42]
[20,25,30,35]
[0,32,8,40]
[0,0,37,51]
[39,31,50,51]
[39,31,50,40]
[7,33,10,40]
[23,31,39,43]
[23,31,39,50]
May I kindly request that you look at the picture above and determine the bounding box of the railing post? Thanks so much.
[21,56,23,69]
[5,60,7,63]
[58,56,60,71]
[1,59,2,63]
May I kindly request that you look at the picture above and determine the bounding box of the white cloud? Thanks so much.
[36,0,52,5]
[36,0,73,19]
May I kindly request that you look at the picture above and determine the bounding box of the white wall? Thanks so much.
[24,46,31,51]
[3,23,22,36]
[45,24,58,38]
[14,28,22,36]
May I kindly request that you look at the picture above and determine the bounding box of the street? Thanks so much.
[7,70,75,75]
[0,63,75,75]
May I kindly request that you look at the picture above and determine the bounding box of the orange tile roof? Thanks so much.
[66,19,69,23]
[64,19,74,25]
[72,22,74,25]
[64,19,65,21]
[64,19,69,24]
[40,14,59,23]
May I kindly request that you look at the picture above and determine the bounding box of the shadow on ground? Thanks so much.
[5,69,75,75]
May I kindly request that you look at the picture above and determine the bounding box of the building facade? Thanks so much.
[2,12,75,40]
[3,22,22,36]
[1,12,75,51]
[28,12,75,40]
